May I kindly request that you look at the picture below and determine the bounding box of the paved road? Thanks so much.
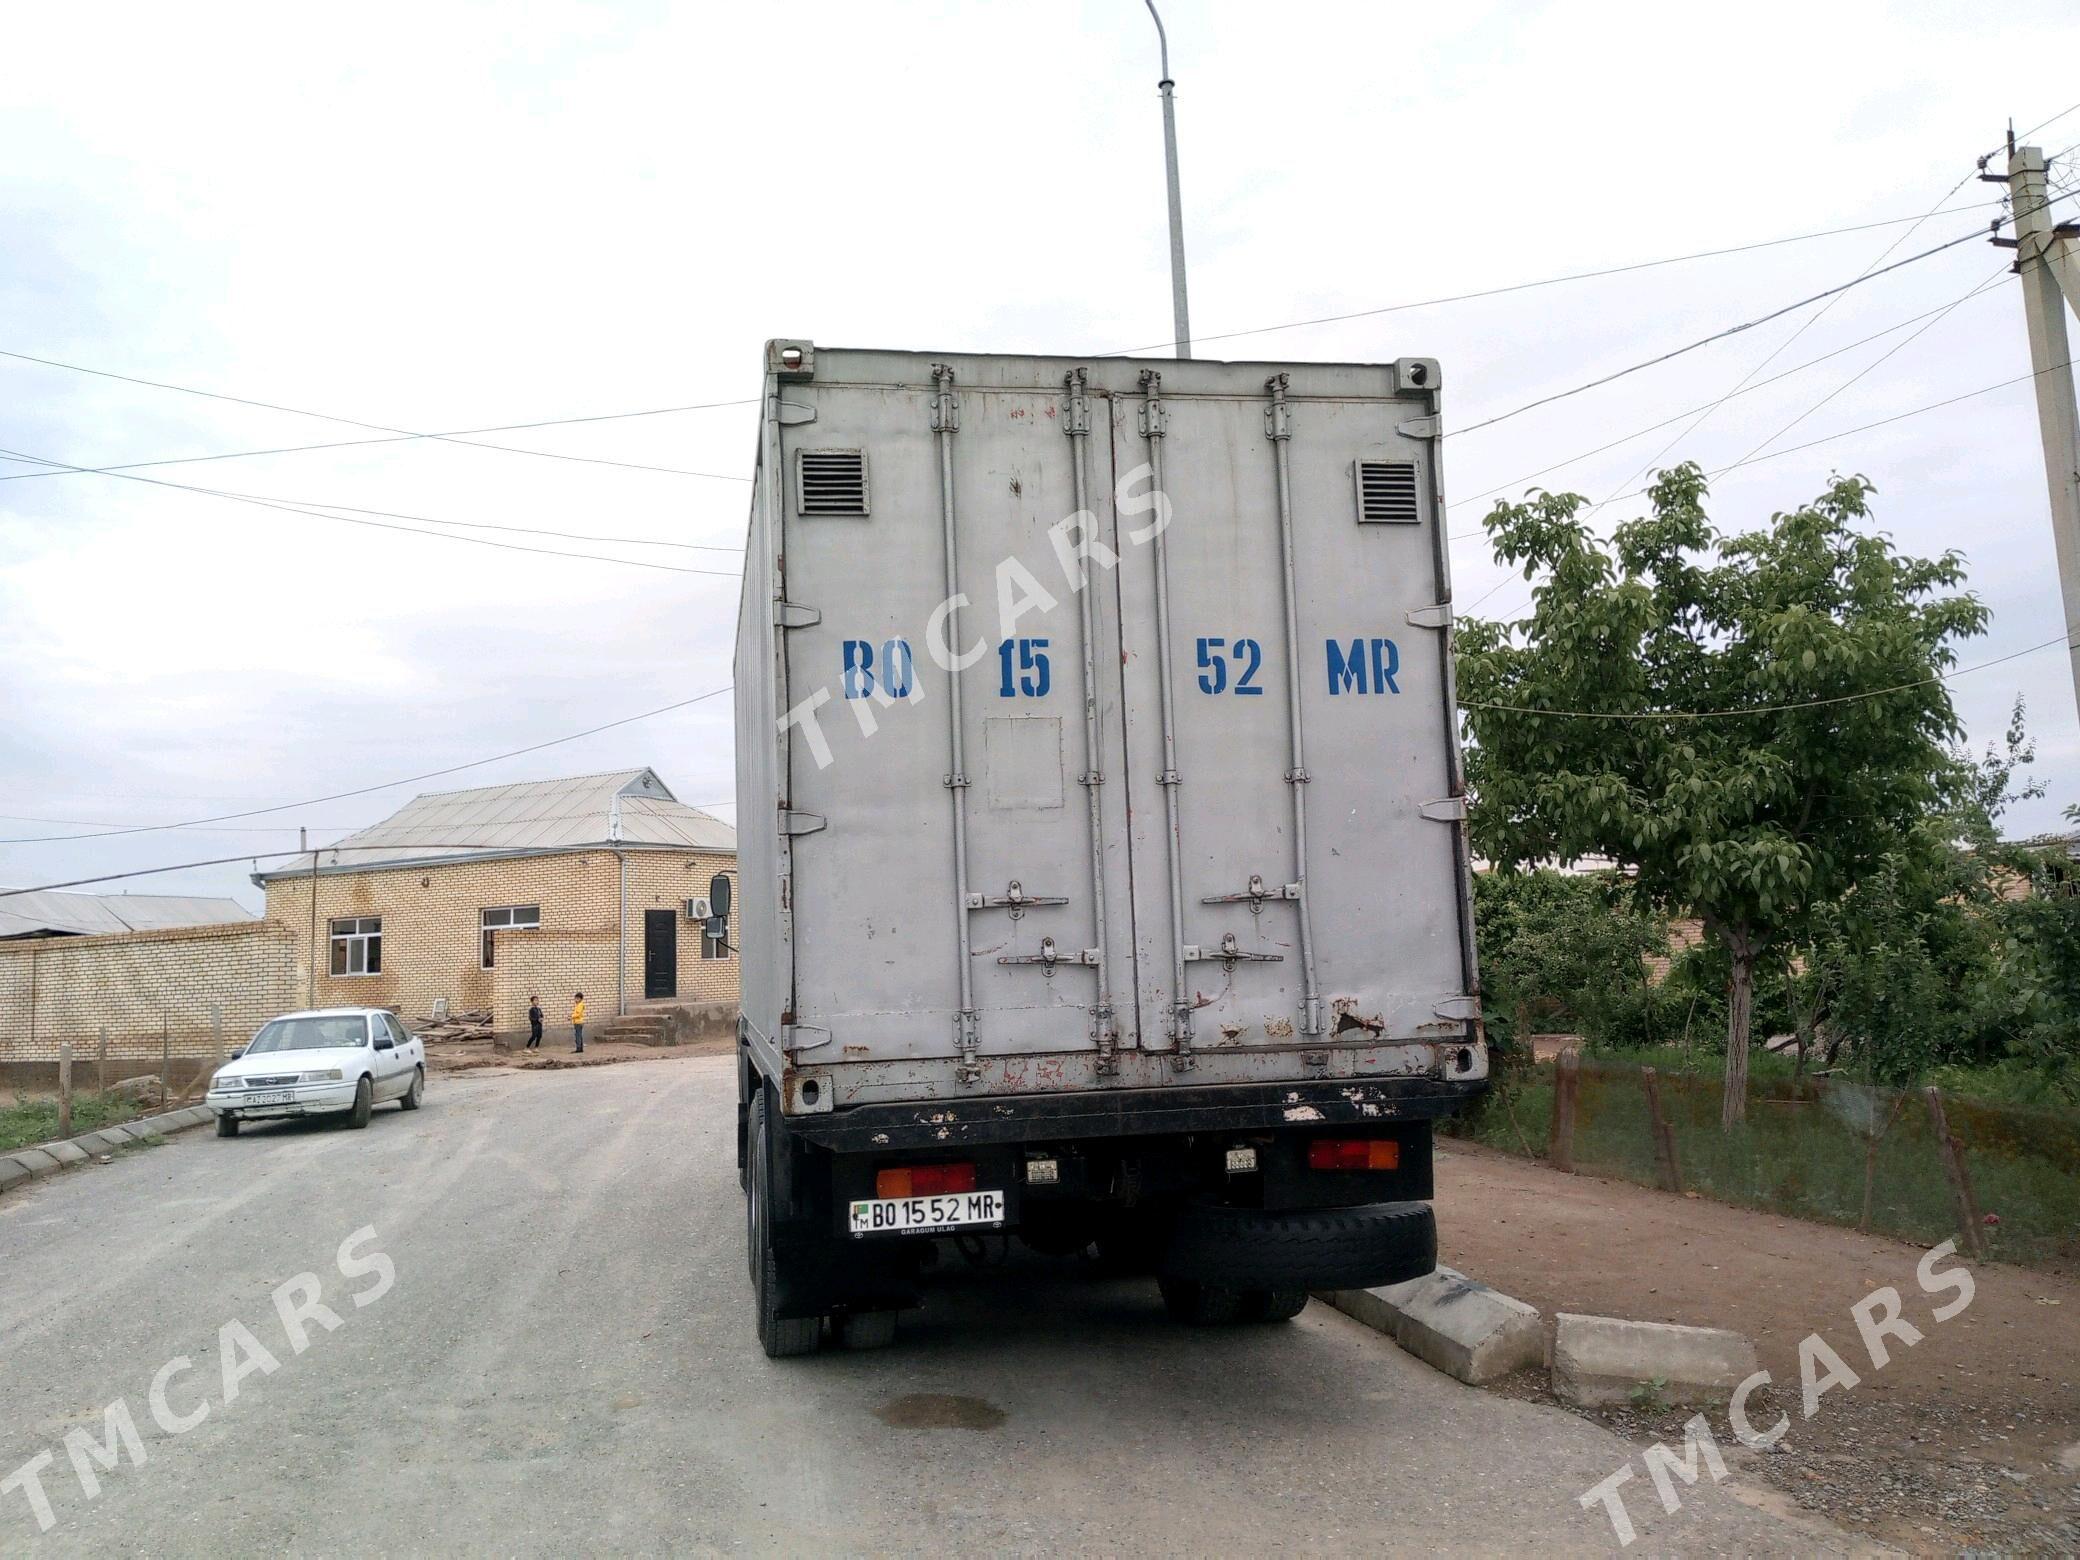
[0,1057,1843,1555]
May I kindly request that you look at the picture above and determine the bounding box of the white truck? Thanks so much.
[733,341,1485,1355]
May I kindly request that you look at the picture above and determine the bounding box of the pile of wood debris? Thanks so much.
[412,1008,494,1042]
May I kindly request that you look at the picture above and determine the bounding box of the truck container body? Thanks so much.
[733,341,1485,1354]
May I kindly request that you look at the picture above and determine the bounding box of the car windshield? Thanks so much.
[246,1015,369,1053]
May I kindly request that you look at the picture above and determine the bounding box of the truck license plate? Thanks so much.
[848,1189,1005,1238]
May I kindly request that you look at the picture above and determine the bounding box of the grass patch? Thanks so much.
[0,1092,145,1155]
[1454,1056,2080,1274]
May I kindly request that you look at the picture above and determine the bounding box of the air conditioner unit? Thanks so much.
[684,896,712,921]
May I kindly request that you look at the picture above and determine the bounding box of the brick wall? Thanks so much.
[0,920,299,1062]
[261,848,738,1037]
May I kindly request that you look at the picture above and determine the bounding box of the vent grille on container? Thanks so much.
[1355,460,1420,524]
[797,450,869,516]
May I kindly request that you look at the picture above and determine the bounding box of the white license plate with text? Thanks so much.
[240,1092,297,1107]
[848,1189,1005,1237]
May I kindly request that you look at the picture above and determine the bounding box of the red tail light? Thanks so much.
[876,1162,977,1198]
[1307,1138,1401,1171]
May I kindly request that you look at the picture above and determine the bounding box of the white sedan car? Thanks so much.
[207,1007,425,1136]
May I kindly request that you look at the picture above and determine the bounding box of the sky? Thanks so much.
[3,0,2079,911]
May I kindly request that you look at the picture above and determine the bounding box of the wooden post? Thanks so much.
[57,1043,74,1140]
[1924,1087,1986,1261]
[97,1026,108,1095]
[1548,1050,1579,1172]
[1641,1066,1684,1194]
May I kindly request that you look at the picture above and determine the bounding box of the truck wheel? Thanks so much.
[835,1310,898,1350]
[1158,1200,1435,1292]
[1158,1278,1251,1325]
[749,1091,822,1358]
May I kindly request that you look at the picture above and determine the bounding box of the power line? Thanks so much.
[0,345,756,481]
[1443,273,2014,527]
[0,441,747,578]
[0,842,704,900]
[1098,194,2035,357]
[1981,101,2080,162]
[0,684,734,845]
[1470,357,2077,625]
[88,481,745,555]
[1460,634,2074,722]
[1583,167,1988,521]
[1725,258,2011,470]
[1446,224,2000,442]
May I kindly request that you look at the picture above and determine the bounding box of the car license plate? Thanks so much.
[848,1189,1005,1238]
[241,1091,296,1107]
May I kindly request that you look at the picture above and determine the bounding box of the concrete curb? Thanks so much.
[1551,1311,1759,1409]
[1318,1266,1547,1385]
[0,1104,215,1195]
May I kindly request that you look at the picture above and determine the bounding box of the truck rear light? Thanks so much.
[1307,1138,1400,1171]
[876,1163,977,1199]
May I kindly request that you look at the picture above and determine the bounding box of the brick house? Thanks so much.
[253,769,736,1038]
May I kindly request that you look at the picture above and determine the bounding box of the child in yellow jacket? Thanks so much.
[571,992,586,1053]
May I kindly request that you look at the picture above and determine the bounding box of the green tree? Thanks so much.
[1459,464,1986,1126]
[1473,868,1669,1052]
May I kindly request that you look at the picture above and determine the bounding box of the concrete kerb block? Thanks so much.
[0,1159,30,1192]
[73,1130,129,1155]
[10,1147,62,1178]
[44,1141,89,1167]
[1319,1266,1547,1385]
[1551,1311,1759,1409]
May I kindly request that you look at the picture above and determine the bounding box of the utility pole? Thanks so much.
[1992,139,2080,715]
[1144,0,1192,357]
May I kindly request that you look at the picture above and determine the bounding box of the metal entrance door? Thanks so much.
[643,908,678,1000]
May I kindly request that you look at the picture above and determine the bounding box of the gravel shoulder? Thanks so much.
[1437,1139,2080,1553]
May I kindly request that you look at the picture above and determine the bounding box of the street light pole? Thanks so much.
[1145,0,1192,358]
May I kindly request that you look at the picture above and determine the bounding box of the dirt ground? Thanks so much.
[425,1035,734,1074]
[1437,1140,2080,1554]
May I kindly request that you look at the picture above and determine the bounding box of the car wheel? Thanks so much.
[347,1076,373,1130]
[399,1068,424,1111]
[216,1114,240,1138]
[750,1091,821,1358]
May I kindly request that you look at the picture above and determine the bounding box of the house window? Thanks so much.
[330,916,382,976]
[480,904,541,968]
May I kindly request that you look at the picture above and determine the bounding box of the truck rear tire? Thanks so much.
[1157,1200,1435,1292]
[748,1091,822,1359]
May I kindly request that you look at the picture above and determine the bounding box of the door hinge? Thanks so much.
[1396,415,1441,440]
[1405,603,1452,630]
[1419,796,1468,823]
[774,601,821,629]
[775,399,817,426]
[1433,994,1481,1023]
[779,810,828,837]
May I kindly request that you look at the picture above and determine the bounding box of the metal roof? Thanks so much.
[253,768,735,882]
[0,889,259,939]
